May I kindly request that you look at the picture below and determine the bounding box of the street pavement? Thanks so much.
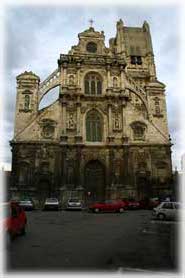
[5,209,180,274]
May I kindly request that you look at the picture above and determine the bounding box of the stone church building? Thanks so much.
[10,19,173,203]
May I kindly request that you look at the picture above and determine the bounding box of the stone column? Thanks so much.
[122,103,126,137]
[76,65,81,87]
[107,64,111,88]
[120,66,125,91]
[61,147,67,186]
[108,104,112,136]
[61,101,67,136]
[76,102,81,136]
[63,64,67,86]
[75,147,83,188]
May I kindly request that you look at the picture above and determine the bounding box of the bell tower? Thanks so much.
[14,71,40,137]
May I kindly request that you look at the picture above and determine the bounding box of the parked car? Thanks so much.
[149,197,160,209]
[152,201,181,220]
[3,201,27,242]
[43,198,60,210]
[127,199,140,210]
[89,200,127,213]
[19,200,34,211]
[66,198,83,210]
[139,198,160,209]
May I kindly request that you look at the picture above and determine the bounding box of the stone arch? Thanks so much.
[128,88,149,118]
[84,159,105,201]
[38,85,60,110]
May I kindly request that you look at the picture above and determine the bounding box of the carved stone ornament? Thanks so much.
[39,118,56,139]
[37,145,53,159]
[113,113,122,131]
[67,113,76,130]
[68,74,75,85]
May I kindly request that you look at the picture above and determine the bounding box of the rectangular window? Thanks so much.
[137,56,142,65]
[130,56,142,65]
[131,56,136,64]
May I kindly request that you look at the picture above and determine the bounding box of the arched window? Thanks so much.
[154,97,161,115]
[24,95,30,110]
[84,73,102,95]
[113,77,118,88]
[86,110,103,142]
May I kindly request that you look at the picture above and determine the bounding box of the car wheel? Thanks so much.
[157,213,166,220]
[119,207,124,213]
[94,208,100,213]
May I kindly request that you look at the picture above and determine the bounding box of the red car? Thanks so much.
[3,201,27,241]
[121,199,140,210]
[89,200,127,213]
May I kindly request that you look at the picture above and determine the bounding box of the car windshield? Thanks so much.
[162,202,173,209]
[2,204,11,219]
[20,201,31,204]
[46,198,58,202]
[104,200,113,204]
[68,199,80,202]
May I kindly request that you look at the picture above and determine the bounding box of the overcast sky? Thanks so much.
[1,3,183,170]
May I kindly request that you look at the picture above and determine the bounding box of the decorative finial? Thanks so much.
[89,19,94,28]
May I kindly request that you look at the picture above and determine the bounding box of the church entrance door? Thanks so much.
[38,179,52,202]
[84,160,105,202]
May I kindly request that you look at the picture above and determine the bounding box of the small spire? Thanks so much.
[89,19,94,28]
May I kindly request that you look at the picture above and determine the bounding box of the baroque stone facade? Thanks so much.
[10,19,173,203]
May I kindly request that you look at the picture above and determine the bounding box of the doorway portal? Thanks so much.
[84,160,105,201]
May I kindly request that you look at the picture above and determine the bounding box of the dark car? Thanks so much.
[43,198,60,210]
[3,201,27,242]
[148,198,160,209]
[89,200,127,213]
[127,199,140,210]
[139,198,160,209]
[19,200,34,211]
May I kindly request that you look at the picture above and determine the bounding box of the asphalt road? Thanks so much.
[5,209,179,274]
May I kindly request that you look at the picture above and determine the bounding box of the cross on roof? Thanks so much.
[89,19,94,27]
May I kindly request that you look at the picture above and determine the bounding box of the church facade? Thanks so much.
[10,20,173,204]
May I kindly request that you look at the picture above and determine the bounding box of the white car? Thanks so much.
[152,201,180,220]
[66,198,83,210]
[43,198,60,210]
[19,200,34,211]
